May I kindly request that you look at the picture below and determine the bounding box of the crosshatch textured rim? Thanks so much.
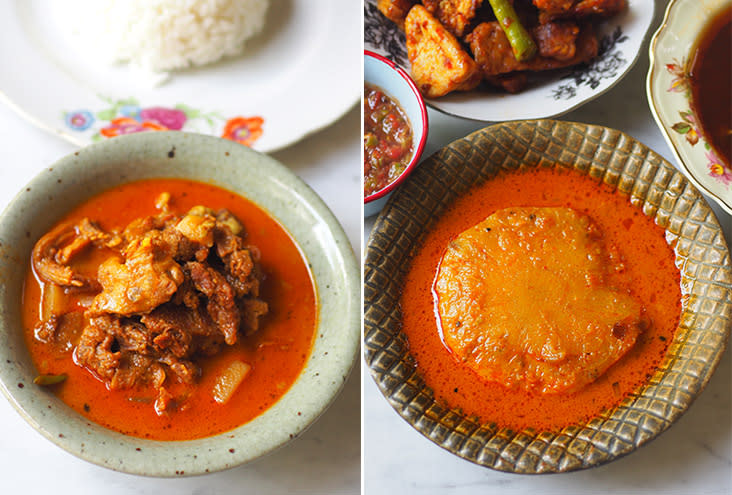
[364,119,732,474]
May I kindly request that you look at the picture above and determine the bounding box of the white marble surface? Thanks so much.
[363,4,732,493]
[0,96,361,491]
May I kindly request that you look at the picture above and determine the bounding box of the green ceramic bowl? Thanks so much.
[0,132,360,476]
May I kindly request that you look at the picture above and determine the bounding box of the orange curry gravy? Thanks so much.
[22,179,317,440]
[400,167,681,431]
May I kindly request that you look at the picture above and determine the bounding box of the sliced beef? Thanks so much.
[214,224,260,297]
[422,0,484,38]
[110,353,166,390]
[142,304,203,357]
[239,298,269,336]
[38,199,268,416]
[74,316,122,383]
[185,261,240,345]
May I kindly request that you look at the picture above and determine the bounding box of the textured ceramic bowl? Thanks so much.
[364,0,654,121]
[364,50,428,217]
[364,120,732,473]
[647,0,732,215]
[0,132,360,476]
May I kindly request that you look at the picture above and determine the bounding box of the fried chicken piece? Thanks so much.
[533,21,579,61]
[535,0,626,22]
[377,0,417,28]
[405,5,481,98]
[467,21,597,76]
[422,0,484,38]
[485,72,529,93]
[571,0,625,17]
[532,0,575,15]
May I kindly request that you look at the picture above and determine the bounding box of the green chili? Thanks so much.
[33,373,67,386]
[488,0,538,62]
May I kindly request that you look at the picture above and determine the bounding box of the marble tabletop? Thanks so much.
[363,5,732,495]
[0,99,361,492]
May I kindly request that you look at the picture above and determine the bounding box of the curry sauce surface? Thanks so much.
[22,179,317,440]
[401,167,681,431]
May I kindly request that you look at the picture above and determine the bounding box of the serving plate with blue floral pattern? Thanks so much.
[364,0,654,121]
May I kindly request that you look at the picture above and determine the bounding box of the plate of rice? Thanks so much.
[0,0,360,152]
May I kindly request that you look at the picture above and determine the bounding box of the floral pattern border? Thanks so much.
[63,96,264,147]
[665,59,731,187]
[551,26,628,101]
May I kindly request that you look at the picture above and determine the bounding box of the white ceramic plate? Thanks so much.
[364,0,654,121]
[647,0,732,215]
[0,0,360,152]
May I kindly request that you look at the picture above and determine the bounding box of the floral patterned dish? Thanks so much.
[0,0,359,152]
[647,0,732,215]
[364,0,654,121]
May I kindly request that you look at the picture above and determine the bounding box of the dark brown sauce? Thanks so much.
[689,6,732,165]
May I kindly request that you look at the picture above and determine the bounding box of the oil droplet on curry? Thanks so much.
[401,167,681,431]
[22,179,317,440]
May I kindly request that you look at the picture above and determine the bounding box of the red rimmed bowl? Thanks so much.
[364,50,428,217]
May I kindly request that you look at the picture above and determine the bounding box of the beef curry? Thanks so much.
[23,179,317,440]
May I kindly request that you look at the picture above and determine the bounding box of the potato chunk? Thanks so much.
[213,360,251,404]
[435,207,646,394]
[405,5,481,98]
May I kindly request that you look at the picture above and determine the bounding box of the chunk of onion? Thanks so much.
[212,360,251,405]
[40,283,65,321]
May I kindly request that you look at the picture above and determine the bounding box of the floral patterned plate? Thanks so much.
[0,0,360,152]
[647,0,732,215]
[364,0,654,121]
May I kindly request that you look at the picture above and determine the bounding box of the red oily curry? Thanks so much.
[401,167,681,431]
[22,178,317,440]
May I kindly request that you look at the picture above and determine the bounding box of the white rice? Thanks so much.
[69,0,269,73]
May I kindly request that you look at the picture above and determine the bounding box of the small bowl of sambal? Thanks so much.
[364,50,428,217]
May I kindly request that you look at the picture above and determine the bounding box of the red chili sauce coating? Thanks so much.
[22,179,317,440]
[400,167,681,431]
